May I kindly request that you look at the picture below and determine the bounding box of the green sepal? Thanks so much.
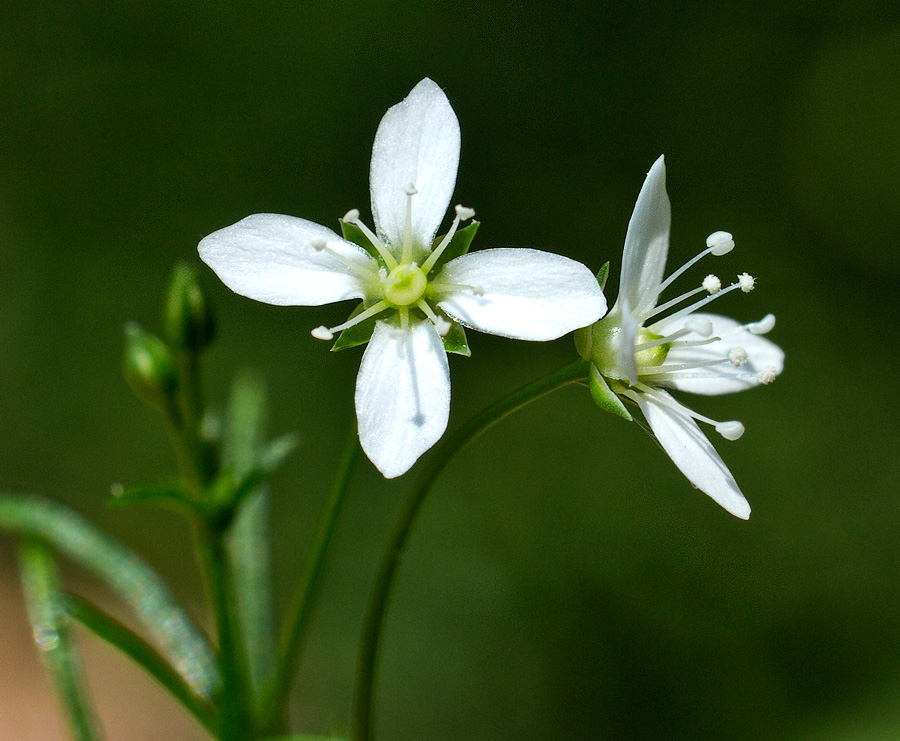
[331,302,377,352]
[340,219,383,263]
[595,261,610,291]
[108,481,203,517]
[429,220,479,272]
[163,263,216,355]
[441,319,471,357]
[123,323,179,413]
[589,365,633,421]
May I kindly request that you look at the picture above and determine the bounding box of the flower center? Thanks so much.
[383,264,428,306]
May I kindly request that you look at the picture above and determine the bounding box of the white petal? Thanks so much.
[435,249,607,341]
[355,319,451,478]
[198,214,377,306]
[654,312,785,395]
[616,155,670,315]
[370,79,461,247]
[617,296,639,385]
[635,389,750,519]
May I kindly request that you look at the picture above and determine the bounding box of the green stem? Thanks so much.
[198,522,249,740]
[260,426,361,733]
[352,358,589,741]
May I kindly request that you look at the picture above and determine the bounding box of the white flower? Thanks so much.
[199,79,607,478]
[577,155,784,519]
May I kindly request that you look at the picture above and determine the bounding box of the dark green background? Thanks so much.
[2,1,899,739]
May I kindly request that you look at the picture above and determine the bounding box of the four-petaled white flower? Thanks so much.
[199,79,607,478]
[577,156,784,519]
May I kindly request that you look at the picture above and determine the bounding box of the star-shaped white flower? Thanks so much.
[577,156,784,518]
[199,79,607,478]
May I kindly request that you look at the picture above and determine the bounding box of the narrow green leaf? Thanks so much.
[595,261,610,291]
[589,365,633,421]
[18,542,104,741]
[441,319,471,357]
[0,492,220,700]
[63,593,218,735]
[221,371,278,716]
[260,736,348,741]
[429,220,480,271]
[107,481,202,517]
[331,302,377,352]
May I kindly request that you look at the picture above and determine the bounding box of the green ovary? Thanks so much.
[383,264,428,306]
[589,320,670,384]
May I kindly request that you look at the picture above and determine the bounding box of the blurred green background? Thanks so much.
[2,1,899,739]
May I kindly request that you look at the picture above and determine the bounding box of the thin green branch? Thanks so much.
[261,426,361,733]
[352,358,589,741]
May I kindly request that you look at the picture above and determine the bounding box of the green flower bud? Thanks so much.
[163,263,215,354]
[123,323,179,412]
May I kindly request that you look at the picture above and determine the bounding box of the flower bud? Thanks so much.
[163,263,215,354]
[123,323,179,412]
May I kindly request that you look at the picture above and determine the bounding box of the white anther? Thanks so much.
[310,238,328,251]
[455,204,476,221]
[702,274,722,294]
[311,326,334,341]
[715,421,745,441]
[686,317,714,337]
[728,347,749,367]
[748,314,776,335]
[404,183,418,195]
[738,272,756,292]
[706,231,735,256]
[343,208,361,224]
[756,366,777,384]
[472,286,485,297]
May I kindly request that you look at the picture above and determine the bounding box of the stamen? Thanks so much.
[702,274,721,294]
[639,357,730,375]
[728,347,749,367]
[738,272,756,292]
[343,209,399,270]
[647,281,745,331]
[401,184,417,264]
[667,336,721,349]
[634,383,744,440]
[417,300,451,335]
[421,204,476,274]
[634,328,691,353]
[399,307,409,332]
[640,285,707,322]
[747,314,776,335]
[310,299,390,341]
[641,235,735,314]
[308,238,373,280]
[715,421,745,440]
[706,231,735,255]
[429,281,485,296]
[756,366,777,384]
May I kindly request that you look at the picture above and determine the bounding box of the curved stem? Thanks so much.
[260,425,361,733]
[352,358,589,741]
